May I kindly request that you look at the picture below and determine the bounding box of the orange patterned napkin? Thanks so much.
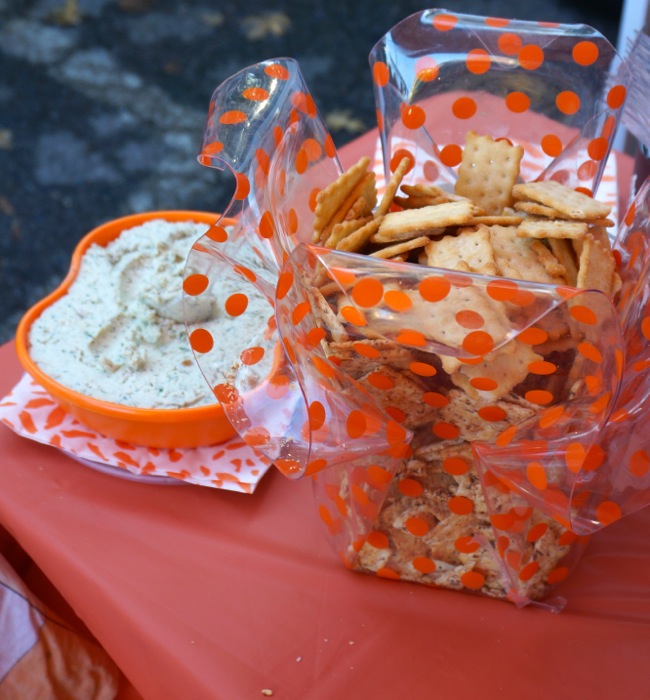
[0,374,272,493]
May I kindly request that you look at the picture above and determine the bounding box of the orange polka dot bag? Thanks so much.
[183,10,648,609]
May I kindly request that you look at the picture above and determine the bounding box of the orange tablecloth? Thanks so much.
[2,349,650,698]
[2,136,649,699]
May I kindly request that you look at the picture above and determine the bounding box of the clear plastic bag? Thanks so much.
[183,10,649,609]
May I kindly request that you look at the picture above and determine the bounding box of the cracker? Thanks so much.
[357,365,438,429]
[512,180,611,220]
[327,339,415,377]
[438,389,537,441]
[548,237,578,286]
[318,279,350,297]
[514,200,565,218]
[424,226,499,276]
[312,157,371,242]
[369,236,431,258]
[320,171,377,241]
[394,195,446,209]
[336,216,384,253]
[416,286,511,374]
[371,226,444,244]
[323,216,373,249]
[344,195,371,222]
[530,240,567,280]
[454,131,524,215]
[305,285,348,342]
[488,225,563,284]
[358,282,510,375]
[518,216,588,240]
[576,235,617,296]
[467,214,523,227]
[399,185,467,206]
[535,307,571,342]
[378,200,474,239]
[587,218,615,228]
[376,157,411,216]
[588,226,613,250]
[514,200,614,227]
[401,183,450,198]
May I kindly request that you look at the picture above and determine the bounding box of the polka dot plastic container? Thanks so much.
[183,10,649,609]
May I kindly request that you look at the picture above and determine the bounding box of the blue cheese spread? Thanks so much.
[28,219,272,409]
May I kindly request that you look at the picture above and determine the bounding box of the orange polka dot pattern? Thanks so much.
[182,15,648,608]
[369,10,629,195]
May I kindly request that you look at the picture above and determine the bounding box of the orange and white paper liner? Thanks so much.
[0,374,272,493]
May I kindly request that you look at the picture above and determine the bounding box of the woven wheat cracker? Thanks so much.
[356,365,438,429]
[438,389,538,441]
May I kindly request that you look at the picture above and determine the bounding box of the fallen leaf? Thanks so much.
[241,12,291,41]
[201,12,224,27]
[48,0,81,25]
[325,109,366,134]
[0,130,13,149]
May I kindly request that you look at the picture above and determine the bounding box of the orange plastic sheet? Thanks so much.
[183,10,649,609]
[1,341,650,699]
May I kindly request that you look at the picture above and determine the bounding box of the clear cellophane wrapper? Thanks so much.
[183,10,650,609]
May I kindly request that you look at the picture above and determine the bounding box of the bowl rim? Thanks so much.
[15,210,233,424]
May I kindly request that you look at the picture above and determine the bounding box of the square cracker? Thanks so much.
[488,225,565,284]
[378,199,474,239]
[512,180,611,219]
[424,225,498,276]
[454,131,524,215]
